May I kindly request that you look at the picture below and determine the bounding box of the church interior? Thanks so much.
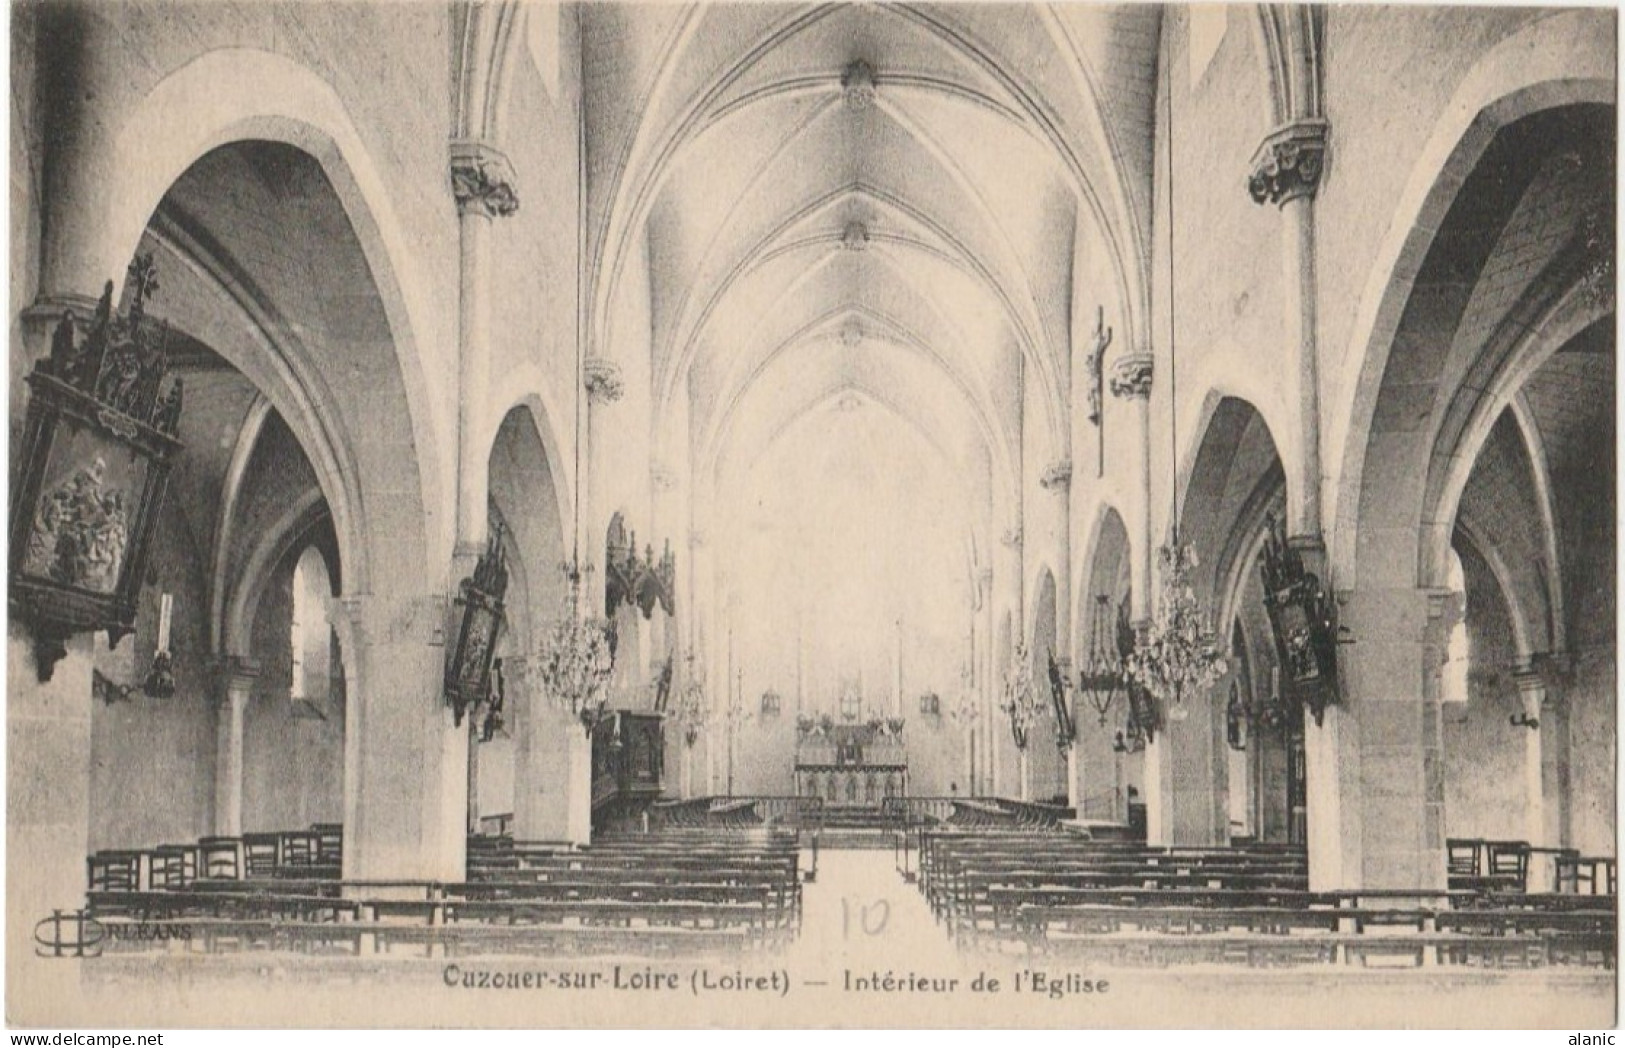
[6,0,1617,1027]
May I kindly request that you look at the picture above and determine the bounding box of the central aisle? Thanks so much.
[786,846,967,981]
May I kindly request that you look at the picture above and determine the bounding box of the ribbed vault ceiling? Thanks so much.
[583,2,1162,514]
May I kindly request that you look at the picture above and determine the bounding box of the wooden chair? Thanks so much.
[242,833,281,878]
[1558,855,1618,896]
[149,844,198,890]
[87,850,143,892]
[312,824,343,866]
[1484,840,1530,892]
[1446,838,1482,881]
[199,837,242,880]
[280,830,319,867]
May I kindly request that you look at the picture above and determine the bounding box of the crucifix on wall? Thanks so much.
[1085,305,1113,478]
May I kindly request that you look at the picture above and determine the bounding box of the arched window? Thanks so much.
[291,546,333,711]
[1442,549,1469,704]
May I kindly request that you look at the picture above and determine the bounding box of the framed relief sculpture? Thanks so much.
[9,256,183,680]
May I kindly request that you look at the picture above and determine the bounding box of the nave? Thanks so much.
[8,0,1616,1028]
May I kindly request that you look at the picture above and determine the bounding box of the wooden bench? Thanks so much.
[88,889,360,923]
[372,921,756,959]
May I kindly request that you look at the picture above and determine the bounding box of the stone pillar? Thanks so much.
[1109,352,1155,607]
[1326,587,1448,890]
[994,525,1023,797]
[465,717,481,834]
[1248,120,1328,539]
[526,710,593,846]
[449,141,519,553]
[1073,600,1121,823]
[214,656,260,837]
[1109,349,1156,837]
[338,593,466,881]
[1040,461,1074,661]
[1152,686,1227,846]
[1065,741,1080,816]
[1538,661,1574,849]
[583,355,624,561]
[510,656,591,845]
[1041,460,1073,806]
[976,567,994,795]
[8,292,98,1024]
[7,628,93,1014]
[1249,117,1350,882]
[1290,538,1360,890]
[33,5,125,305]
[1511,664,1549,885]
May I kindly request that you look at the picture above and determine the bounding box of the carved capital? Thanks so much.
[20,292,103,338]
[841,220,871,252]
[583,356,624,404]
[1247,119,1329,207]
[214,655,262,707]
[450,140,519,218]
[1040,459,1072,492]
[1108,352,1154,400]
[842,60,877,111]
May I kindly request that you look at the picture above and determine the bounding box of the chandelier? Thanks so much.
[1000,641,1047,750]
[1115,41,1226,720]
[534,561,616,732]
[1123,544,1227,707]
[724,697,753,731]
[673,648,707,747]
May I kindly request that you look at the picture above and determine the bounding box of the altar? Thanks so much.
[793,717,907,807]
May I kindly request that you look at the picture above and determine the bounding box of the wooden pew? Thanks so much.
[88,889,360,923]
